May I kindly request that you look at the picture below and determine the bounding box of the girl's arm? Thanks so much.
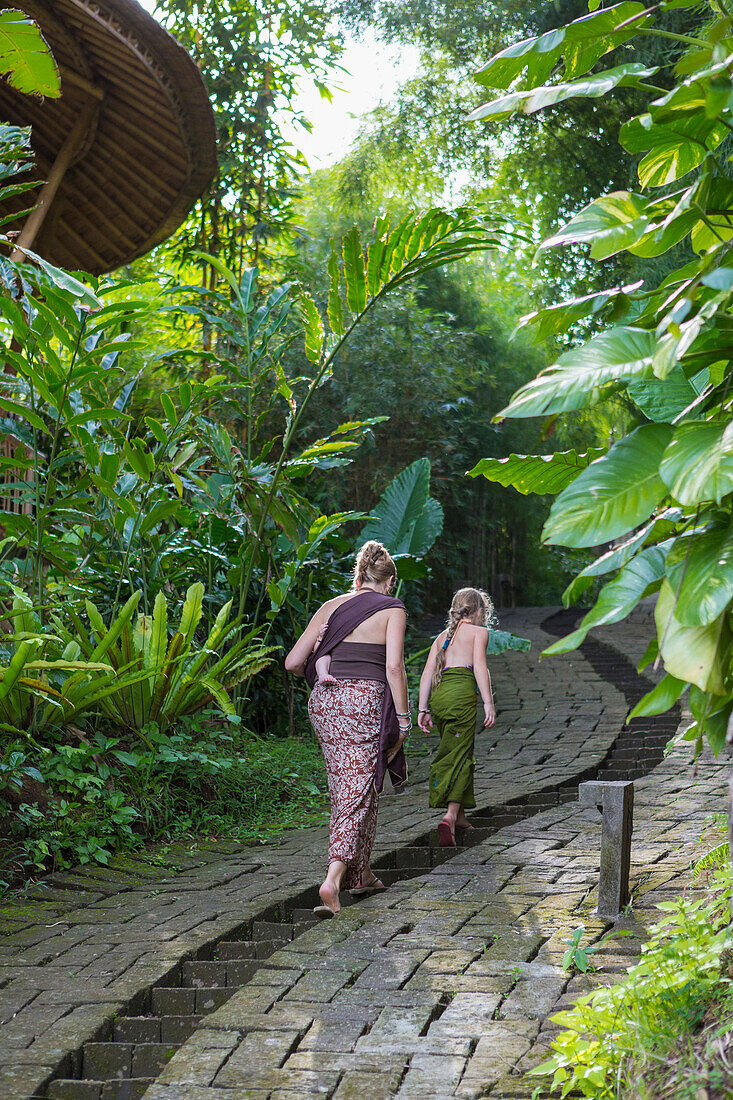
[385,609,409,760]
[285,604,330,676]
[473,627,496,728]
[418,641,438,732]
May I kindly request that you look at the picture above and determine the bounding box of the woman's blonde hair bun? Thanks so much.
[354,540,396,589]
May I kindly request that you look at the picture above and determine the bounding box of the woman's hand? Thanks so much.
[387,727,408,763]
[483,700,496,728]
[418,710,433,733]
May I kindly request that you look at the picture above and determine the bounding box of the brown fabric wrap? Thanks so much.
[304,592,407,794]
[329,641,387,682]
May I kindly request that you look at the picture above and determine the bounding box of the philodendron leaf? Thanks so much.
[543,424,672,548]
[0,9,60,96]
[665,518,733,625]
[498,327,656,418]
[660,420,733,505]
[359,457,443,558]
[468,64,657,123]
[516,281,643,344]
[626,366,708,423]
[544,543,670,655]
[628,673,687,719]
[473,2,648,91]
[541,191,649,260]
[469,448,606,495]
[486,629,531,655]
[655,578,725,693]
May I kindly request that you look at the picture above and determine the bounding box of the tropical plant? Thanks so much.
[469,0,733,755]
[533,881,733,1098]
[359,457,444,583]
[0,8,59,96]
[0,589,121,736]
[55,584,277,738]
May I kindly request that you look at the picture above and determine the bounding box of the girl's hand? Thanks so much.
[483,701,496,728]
[418,710,433,733]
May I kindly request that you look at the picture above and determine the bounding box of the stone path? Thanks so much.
[0,607,726,1099]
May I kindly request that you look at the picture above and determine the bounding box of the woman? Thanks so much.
[285,541,410,916]
[417,587,496,847]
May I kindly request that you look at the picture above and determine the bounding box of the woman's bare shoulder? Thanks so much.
[319,591,359,616]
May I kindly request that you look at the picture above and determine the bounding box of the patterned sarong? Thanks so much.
[308,678,384,889]
[429,667,478,809]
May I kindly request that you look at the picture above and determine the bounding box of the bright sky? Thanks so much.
[135,0,419,169]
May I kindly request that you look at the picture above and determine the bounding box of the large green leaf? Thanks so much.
[469,65,657,123]
[655,578,725,693]
[516,281,643,343]
[627,673,687,719]
[621,114,727,187]
[665,518,733,626]
[468,448,606,495]
[0,10,60,96]
[544,544,669,655]
[499,328,656,419]
[626,365,708,423]
[474,3,649,91]
[543,424,672,548]
[541,192,650,261]
[359,458,444,558]
[486,629,531,655]
[659,420,733,505]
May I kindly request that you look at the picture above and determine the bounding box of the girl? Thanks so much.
[417,588,496,847]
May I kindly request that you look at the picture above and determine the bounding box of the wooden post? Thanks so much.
[580,780,634,919]
[11,96,100,260]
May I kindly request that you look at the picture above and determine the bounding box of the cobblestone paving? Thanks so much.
[0,607,726,1099]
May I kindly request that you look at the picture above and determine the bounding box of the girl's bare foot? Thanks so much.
[437,817,456,847]
[455,816,473,831]
[318,879,340,913]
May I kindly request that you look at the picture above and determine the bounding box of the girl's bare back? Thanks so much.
[436,621,486,668]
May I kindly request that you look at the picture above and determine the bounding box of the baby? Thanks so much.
[313,621,337,685]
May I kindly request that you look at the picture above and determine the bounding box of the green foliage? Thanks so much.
[470,0,733,753]
[0,8,60,96]
[561,925,601,973]
[54,585,277,737]
[485,628,531,655]
[533,883,733,1098]
[469,448,605,496]
[359,458,444,581]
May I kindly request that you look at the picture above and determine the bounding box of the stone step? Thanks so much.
[130,1042,179,1078]
[252,919,292,942]
[181,960,227,987]
[113,1017,161,1044]
[212,939,257,960]
[48,1079,155,1100]
[160,1014,203,1044]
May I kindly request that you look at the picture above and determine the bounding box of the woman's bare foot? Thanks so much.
[318,878,340,913]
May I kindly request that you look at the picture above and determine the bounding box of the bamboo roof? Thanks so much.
[0,0,217,274]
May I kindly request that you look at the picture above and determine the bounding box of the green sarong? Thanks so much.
[429,667,478,809]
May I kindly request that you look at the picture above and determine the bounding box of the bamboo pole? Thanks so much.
[11,97,100,260]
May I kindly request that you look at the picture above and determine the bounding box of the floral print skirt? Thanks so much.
[308,678,384,890]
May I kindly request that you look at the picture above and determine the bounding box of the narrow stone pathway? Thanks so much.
[0,607,724,1099]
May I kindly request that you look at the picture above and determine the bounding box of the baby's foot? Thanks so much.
[318,673,338,685]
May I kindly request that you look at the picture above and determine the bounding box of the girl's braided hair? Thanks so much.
[432,587,495,689]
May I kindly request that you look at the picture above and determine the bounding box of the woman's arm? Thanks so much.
[284,604,330,676]
[417,641,438,732]
[473,626,496,728]
[385,609,409,759]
